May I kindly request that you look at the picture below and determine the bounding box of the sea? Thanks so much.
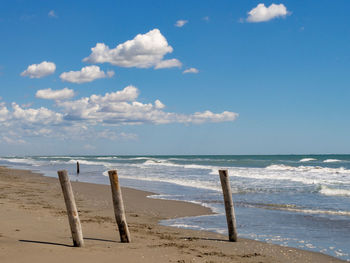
[0,155,349,261]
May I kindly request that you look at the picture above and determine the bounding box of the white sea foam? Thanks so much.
[209,165,350,186]
[0,157,41,166]
[319,185,350,197]
[148,194,219,213]
[183,164,213,170]
[102,170,221,192]
[281,208,350,217]
[49,160,67,164]
[128,157,155,161]
[323,159,341,163]
[300,158,317,162]
[247,202,350,216]
[265,164,350,175]
[142,159,178,167]
[37,156,73,159]
[141,159,215,171]
[96,157,119,160]
[68,159,113,167]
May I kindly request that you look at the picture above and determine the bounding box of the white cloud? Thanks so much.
[60,65,114,84]
[83,29,180,69]
[11,103,63,125]
[175,20,188,27]
[186,111,238,124]
[203,16,210,22]
[48,10,57,18]
[246,3,289,23]
[36,88,75,100]
[90,85,139,103]
[57,86,238,125]
[0,86,238,143]
[21,61,56,78]
[155,59,182,69]
[0,103,9,122]
[183,68,199,74]
[154,99,165,109]
[1,136,26,145]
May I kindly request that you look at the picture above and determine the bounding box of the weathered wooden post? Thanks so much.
[76,161,80,174]
[108,170,131,243]
[219,169,238,242]
[57,170,84,247]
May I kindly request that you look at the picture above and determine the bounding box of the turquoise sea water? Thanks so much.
[1,155,349,260]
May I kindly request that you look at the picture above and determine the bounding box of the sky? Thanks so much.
[0,0,349,156]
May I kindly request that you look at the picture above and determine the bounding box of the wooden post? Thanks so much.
[76,161,80,174]
[57,170,84,247]
[219,169,238,242]
[108,170,131,243]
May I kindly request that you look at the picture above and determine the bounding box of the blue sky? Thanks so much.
[0,0,349,155]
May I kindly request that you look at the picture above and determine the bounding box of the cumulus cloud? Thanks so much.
[175,20,188,27]
[21,61,56,78]
[56,86,238,125]
[0,103,9,122]
[1,136,26,145]
[183,68,199,74]
[246,3,289,23]
[11,103,63,125]
[60,65,114,83]
[154,100,165,109]
[155,59,182,69]
[83,29,180,69]
[0,86,238,143]
[36,88,75,100]
[48,10,57,18]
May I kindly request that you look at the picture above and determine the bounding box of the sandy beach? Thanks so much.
[0,166,344,263]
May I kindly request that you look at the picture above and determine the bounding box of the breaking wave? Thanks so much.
[299,158,317,162]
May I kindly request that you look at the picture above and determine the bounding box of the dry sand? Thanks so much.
[0,166,344,263]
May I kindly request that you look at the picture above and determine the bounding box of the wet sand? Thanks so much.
[0,166,344,262]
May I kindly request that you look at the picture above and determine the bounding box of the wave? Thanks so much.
[96,157,119,160]
[148,194,219,213]
[323,159,342,163]
[127,157,155,161]
[68,159,113,167]
[37,156,73,159]
[102,170,221,192]
[299,158,317,162]
[142,159,181,167]
[206,165,350,186]
[319,185,350,197]
[0,157,41,166]
[278,207,350,217]
[245,202,350,216]
[265,164,350,174]
[141,159,214,170]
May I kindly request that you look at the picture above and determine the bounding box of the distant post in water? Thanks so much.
[57,170,84,247]
[76,161,80,174]
[108,170,131,243]
[219,169,238,242]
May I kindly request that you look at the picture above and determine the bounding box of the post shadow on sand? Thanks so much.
[180,236,232,243]
[19,237,117,247]
[19,239,72,247]
[84,237,117,243]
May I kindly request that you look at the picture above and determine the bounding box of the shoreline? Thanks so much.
[0,166,345,263]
